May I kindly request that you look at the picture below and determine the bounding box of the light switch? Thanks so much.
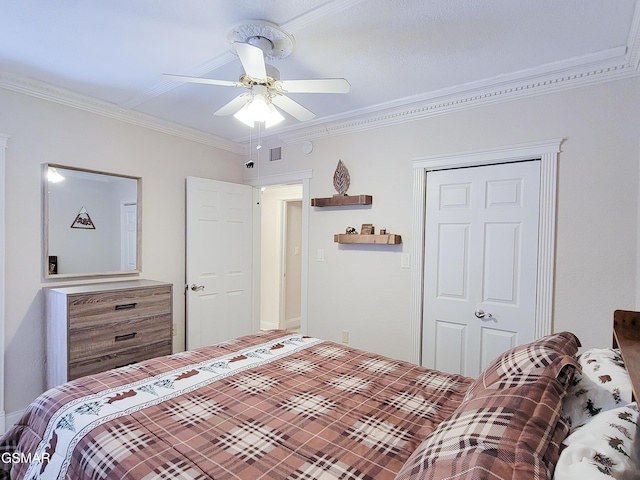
[317,249,325,262]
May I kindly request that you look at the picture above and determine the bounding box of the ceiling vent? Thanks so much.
[269,146,282,162]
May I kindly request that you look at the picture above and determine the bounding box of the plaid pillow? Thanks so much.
[395,368,576,480]
[465,332,581,399]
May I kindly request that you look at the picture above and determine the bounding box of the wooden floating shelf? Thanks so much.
[334,234,402,245]
[311,194,372,207]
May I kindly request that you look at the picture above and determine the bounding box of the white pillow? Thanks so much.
[554,402,638,479]
[562,348,632,430]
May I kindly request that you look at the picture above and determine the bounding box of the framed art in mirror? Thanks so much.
[43,164,142,279]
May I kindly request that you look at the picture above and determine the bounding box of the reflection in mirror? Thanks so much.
[44,164,141,278]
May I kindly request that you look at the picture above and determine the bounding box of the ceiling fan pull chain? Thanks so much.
[257,121,262,152]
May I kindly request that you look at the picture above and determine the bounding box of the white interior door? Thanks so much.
[186,177,253,350]
[422,160,540,377]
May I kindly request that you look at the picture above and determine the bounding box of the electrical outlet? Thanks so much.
[341,330,349,344]
[172,323,177,336]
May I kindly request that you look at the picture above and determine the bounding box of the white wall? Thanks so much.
[0,88,243,417]
[247,76,640,360]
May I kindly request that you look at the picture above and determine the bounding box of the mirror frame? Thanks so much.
[43,163,142,279]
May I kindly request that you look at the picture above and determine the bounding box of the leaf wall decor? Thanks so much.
[333,159,350,195]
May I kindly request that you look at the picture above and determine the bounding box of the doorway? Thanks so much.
[259,184,303,331]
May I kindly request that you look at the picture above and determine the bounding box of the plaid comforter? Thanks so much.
[0,331,472,479]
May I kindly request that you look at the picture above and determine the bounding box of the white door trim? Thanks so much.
[409,139,562,364]
[245,170,312,335]
[0,133,8,433]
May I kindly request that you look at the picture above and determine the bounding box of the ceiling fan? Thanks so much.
[161,20,350,128]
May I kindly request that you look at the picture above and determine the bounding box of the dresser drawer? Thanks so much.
[46,280,174,389]
[69,341,172,380]
[67,285,172,328]
[68,313,172,361]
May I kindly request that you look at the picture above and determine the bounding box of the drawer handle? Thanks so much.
[115,332,137,342]
[115,303,137,310]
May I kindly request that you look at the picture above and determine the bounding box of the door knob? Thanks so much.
[190,284,205,292]
[474,309,492,319]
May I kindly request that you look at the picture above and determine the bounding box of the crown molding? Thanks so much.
[275,47,640,145]
[0,72,244,155]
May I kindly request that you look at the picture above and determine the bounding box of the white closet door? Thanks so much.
[422,160,540,377]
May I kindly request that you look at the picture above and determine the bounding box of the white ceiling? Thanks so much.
[1,0,639,150]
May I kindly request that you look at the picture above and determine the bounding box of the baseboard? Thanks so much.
[260,321,280,331]
[3,409,24,432]
[260,318,301,331]
[285,317,301,331]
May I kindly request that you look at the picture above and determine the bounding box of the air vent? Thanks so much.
[269,147,282,162]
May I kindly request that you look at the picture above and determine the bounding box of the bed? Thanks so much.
[1,311,639,480]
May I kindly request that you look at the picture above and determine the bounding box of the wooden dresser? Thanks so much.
[45,279,173,388]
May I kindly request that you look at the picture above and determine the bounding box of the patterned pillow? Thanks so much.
[561,348,632,431]
[466,332,581,399]
[554,402,639,479]
[395,368,576,480]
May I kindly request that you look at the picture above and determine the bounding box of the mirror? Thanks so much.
[44,164,141,279]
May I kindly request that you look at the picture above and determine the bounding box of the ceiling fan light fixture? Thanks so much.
[265,104,285,128]
[234,93,285,128]
[247,94,271,122]
[233,103,255,127]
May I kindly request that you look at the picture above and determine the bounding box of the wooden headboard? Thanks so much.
[612,309,640,478]
[613,309,640,401]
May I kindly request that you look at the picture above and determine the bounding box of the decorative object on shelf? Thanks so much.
[70,206,95,229]
[345,227,357,234]
[334,233,402,245]
[360,223,374,235]
[311,160,373,207]
[333,160,350,195]
[379,227,386,234]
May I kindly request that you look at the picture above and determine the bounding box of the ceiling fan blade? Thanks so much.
[213,95,250,116]
[272,95,316,122]
[277,78,351,94]
[233,42,267,80]
[161,73,242,88]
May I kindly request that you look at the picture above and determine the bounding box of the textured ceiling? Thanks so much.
[1,0,638,146]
